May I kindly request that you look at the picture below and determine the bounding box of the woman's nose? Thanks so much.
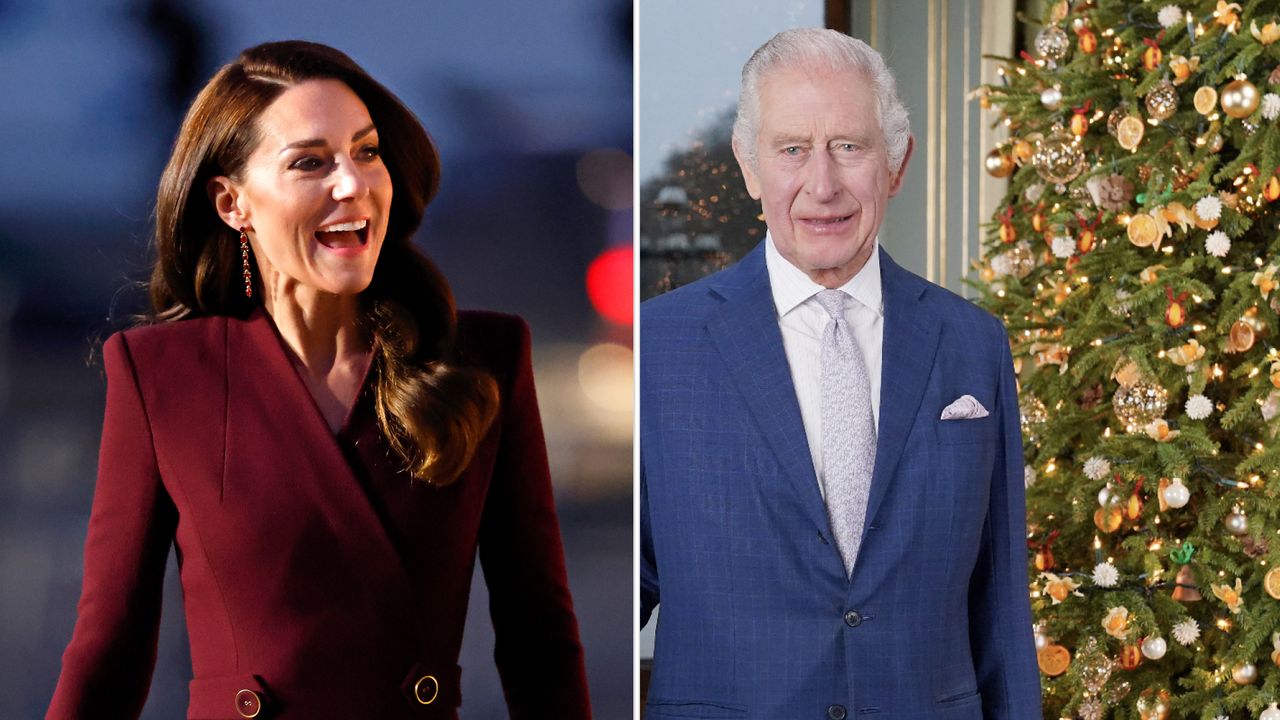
[331,157,370,201]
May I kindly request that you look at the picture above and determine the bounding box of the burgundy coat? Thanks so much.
[46,308,591,719]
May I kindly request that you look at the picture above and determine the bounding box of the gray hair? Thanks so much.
[733,28,911,172]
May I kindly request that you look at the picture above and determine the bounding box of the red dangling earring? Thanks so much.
[239,227,253,298]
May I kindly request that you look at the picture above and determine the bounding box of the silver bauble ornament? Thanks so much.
[1162,478,1190,509]
[1225,509,1249,536]
[1261,702,1280,720]
[1112,380,1169,432]
[1145,79,1179,121]
[1041,86,1064,110]
[1140,636,1167,660]
[1035,25,1071,62]
[1098,485,1120,508]
[1032,132,1086,184]
[1232,660,1258,685]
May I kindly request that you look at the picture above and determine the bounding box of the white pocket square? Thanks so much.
[940,394,989,420]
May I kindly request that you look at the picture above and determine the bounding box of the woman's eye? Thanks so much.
[290,156,325,171]
[357,144,382,161]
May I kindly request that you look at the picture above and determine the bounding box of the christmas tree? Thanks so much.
[978,1,1280,718]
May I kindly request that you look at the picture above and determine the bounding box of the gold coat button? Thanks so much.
[413,675,439,705]
[235,688,262,718]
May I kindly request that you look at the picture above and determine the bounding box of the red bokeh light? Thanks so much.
[586,246,633,326]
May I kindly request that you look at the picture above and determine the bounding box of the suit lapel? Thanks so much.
[862,248,940,537]
[704,245,832,536]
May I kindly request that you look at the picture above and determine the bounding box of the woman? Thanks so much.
[46,41,591,719]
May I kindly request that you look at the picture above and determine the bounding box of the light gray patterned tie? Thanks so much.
[816,289,876,575]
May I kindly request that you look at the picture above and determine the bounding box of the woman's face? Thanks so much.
[214,78,393,298]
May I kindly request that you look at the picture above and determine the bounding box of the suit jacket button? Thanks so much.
[414,674,440,705]
[827,704,848,720]
[843,609,862,627]
[234,689,261,718]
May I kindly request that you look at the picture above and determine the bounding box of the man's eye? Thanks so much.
[783,146,802,155]
[837,143,857,151]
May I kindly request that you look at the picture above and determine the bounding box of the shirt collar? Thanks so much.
[765,231,883,318]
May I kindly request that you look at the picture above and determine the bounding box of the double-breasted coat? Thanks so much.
[47,308,590,719]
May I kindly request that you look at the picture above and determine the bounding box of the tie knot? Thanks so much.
[815,289,848,320]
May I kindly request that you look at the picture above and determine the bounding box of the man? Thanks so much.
[640,28,1041,718]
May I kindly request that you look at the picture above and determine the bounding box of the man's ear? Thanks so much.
[732,137,763,200]
[887,134,915,198]
[207,176,249,231]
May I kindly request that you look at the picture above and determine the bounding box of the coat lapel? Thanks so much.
[225,308,418,606]
[861,248,940,538]
[704,245,832,536]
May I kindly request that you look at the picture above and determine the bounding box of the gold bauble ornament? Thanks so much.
[1221,76,1261,118]
[985,148,1015,178]
[1193,85,1218,115]
[1229,320,1256,352]
[1232,661,1258,685]
[1094,505,1123,532]
[1145,79,1179,121]
[1032,132,1086,185]
[1116,116,1145,150]
[1013,139,1034,162]
[1112,380,1168,432]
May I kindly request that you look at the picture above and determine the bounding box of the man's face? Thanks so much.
[736,64,911,289]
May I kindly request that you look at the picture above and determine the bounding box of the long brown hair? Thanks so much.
[149,40,499,485]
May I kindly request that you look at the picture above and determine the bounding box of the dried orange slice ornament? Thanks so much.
[1117,116,1145,150]
[1127,213,1160,247]
[1038,644,1071,676]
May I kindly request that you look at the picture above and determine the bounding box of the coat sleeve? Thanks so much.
[46,332,177,719]
[477,317,592,719]
[966,318,1042,718]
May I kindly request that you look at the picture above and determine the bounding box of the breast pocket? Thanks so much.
[935,414,998,445]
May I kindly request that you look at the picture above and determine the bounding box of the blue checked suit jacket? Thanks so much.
[640,243,1042,719]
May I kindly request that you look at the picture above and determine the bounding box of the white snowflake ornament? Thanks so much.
[1158,5,1183,29]
[1051,235,1076,259]
[1196,195,1223,221]
[1264,93,1280,120]
[1186,394,1213,420]
[1205,230,1231,257]
[1024,465,1036,489]
[1092,562,1119,587]
[1172,617,1201,645]
[1083,457,1111,481]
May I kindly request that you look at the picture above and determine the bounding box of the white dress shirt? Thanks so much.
[765,233,884,489]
